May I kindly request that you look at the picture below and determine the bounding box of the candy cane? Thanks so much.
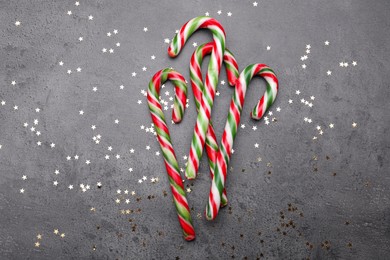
[190,42,239,206]
[147,68,195,241]
[168,16,226,180]
[206,64,279,220]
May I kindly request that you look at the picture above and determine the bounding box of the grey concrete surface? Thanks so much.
[0,0,389,259]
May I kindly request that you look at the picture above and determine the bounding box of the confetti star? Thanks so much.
[352,122,357,128]
[142,176,147,181]
[254,143,259,148]
[20,188,25,193]
[344,62,348,67]
[74,155,79,160]
[155,151,160,156]
[66,156,71,161]
[79,110,84,115]
[35,108,40,112]
[143,27,148,32]
[266,46,271,51]
[85,160,91,165]
[50,143,55,148]
[276,107,281,112]
[102,48,107,53]
[310,96,315,100]
[105,155,110,160]
[132,72,137,77]
[339,62,344,67]
[11,81,16,86]
[75,1,80,6]
[227,12,232,16]
[217,10,222,15]
[164,38,170,44]
[295,90,301,95]
[302,64,307,69]
[34,242,40,247]
[88,15,93,20]
[205,12,210,16]
[130,148,135,153]
[186,188,192,193]
[14,105,18,110]
[107,32,111,37]
[325,41,329,45]
[68,185,73,189]
[329,123,334,128]
[115,154,120,159]
[76,67,81,72]
[241,124,245,129]
[15,21,21,26]
[142,66,147,71]
[183,155,188,160]
[37,234,42,240]
[253,1,258,6]
[67,69,72,74]
[327,70,332,75]
[53,181,58,186]
[109,48,114,53]
[352,61,357,66]
[288,99,293,104]
[67,10,72,15]
[151,55,156,60]
[22,175,27,180]
[252,126,257,131]
[114,119,119,124]
[1,100,6,106]
[54,229,59,235]
[306,44,311,49]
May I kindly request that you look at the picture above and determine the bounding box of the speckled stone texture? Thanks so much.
[0,0,389,259]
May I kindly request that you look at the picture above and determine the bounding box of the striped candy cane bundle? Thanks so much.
[190,42,239,207]
[206,64,279,220]
[168,16,226,180]
[147,68,195,241]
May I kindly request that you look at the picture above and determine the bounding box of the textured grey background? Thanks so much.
[0,0,389,259]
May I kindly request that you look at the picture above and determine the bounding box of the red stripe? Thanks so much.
[171,187,190,211]
[208,190,218,220]
[201,19,226,37]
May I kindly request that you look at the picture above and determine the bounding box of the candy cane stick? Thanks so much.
[206,64,279,220]
[168,16,226,180]
[190,42,239,206]
[147,68,195,241]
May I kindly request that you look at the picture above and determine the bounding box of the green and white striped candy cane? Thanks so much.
[206,64,279,220]
[190,42,239,206]
[168,16,226,180]
[147,68,195,241]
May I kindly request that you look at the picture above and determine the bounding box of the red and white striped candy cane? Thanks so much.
[147,68,195,241]
[190,42,239,206]
[206,64,279,220]
[168,16,226,180]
